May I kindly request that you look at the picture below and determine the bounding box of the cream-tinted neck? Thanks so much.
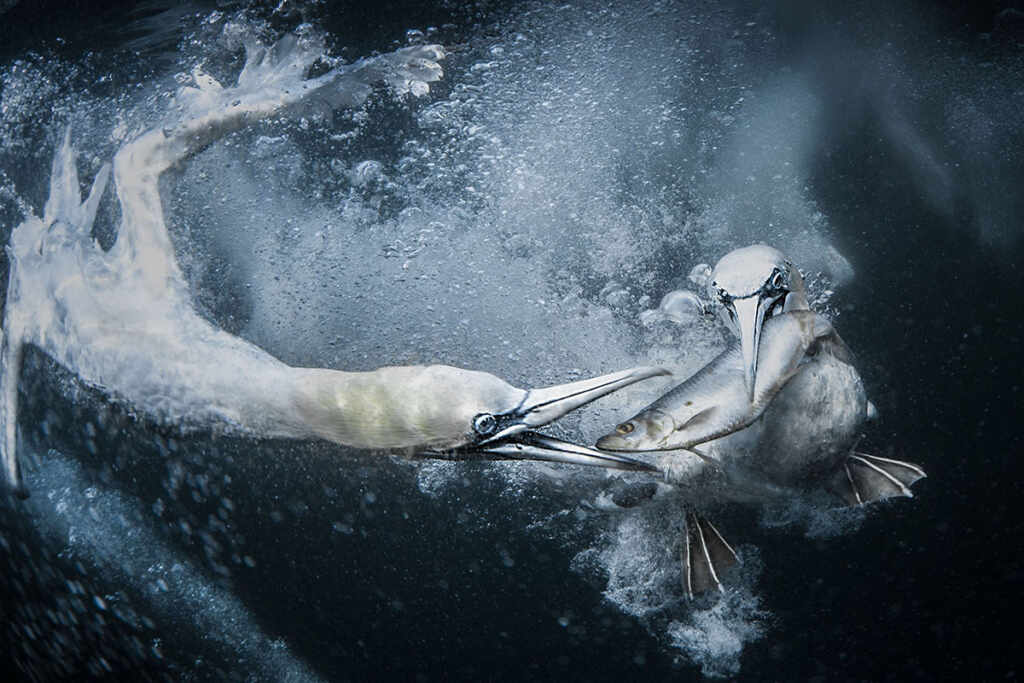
[288,364,523,451]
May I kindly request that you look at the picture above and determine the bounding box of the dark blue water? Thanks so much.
[2,1,1022,680]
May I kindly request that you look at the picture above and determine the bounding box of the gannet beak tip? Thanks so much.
[471,366,669,472]
[731,296,766,404]
[518,366,670,429]
[482,432,660,472]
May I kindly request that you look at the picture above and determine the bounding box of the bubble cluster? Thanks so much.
[0,1,881,677]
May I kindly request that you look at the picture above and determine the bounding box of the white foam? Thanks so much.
[759,494,869,540]
[666,578,770,679]
[0,5,869,677]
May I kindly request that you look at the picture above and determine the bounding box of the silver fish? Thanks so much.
[596,308,925,598]
[596,310,835,453]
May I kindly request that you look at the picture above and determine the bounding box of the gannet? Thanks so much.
[596,311,832,453]
[0,35,664,499]
[596,246,925,597]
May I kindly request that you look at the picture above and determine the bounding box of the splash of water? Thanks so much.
[0,4,868,677]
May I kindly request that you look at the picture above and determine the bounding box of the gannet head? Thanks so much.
[296,363,667,473]
[298,364,668,471]
[709,245,808,401]
[440,366,670,471]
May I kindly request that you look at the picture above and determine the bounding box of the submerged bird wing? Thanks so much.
[0,330,26,498]
[2,37,447,498]
[1,129,113,499]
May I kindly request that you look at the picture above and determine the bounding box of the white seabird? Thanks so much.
[0,35,664,499]
[596,245,925,597]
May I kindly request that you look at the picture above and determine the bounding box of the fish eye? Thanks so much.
[473,413,497,436]
[616,422,635,435]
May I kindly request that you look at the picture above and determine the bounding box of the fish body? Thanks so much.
[596,308,890,505]
[597,310,837,455]
[597,246,925,597]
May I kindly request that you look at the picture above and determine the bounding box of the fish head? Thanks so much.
[595,408,678,451]
[426,366,667,471]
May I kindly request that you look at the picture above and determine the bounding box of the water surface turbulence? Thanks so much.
[2,0,1022,680]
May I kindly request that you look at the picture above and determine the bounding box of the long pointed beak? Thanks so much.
[731,296,769,402]
[482,432,659,472]
[473,366,668,472]
[495,366,670,440]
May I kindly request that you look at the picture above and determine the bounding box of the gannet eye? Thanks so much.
[768,269,786,292]
[616,422,635,435]
[473,413,497,436]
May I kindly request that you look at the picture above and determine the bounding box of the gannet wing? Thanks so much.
[110,35,445,286]
[2,130,112,499]
[0,328,26,498]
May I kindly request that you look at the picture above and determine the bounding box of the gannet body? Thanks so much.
[0,35,664,498]
[596,246,925,597]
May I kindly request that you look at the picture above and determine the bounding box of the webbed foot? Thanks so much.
[682,510,739,599]
[830,452,926,506]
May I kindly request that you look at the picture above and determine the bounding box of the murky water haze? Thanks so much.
[2,0,1022,680]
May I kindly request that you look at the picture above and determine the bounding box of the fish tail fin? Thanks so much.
[829,452,926,506]
[681,510,739,599]
[0,329,27,499]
